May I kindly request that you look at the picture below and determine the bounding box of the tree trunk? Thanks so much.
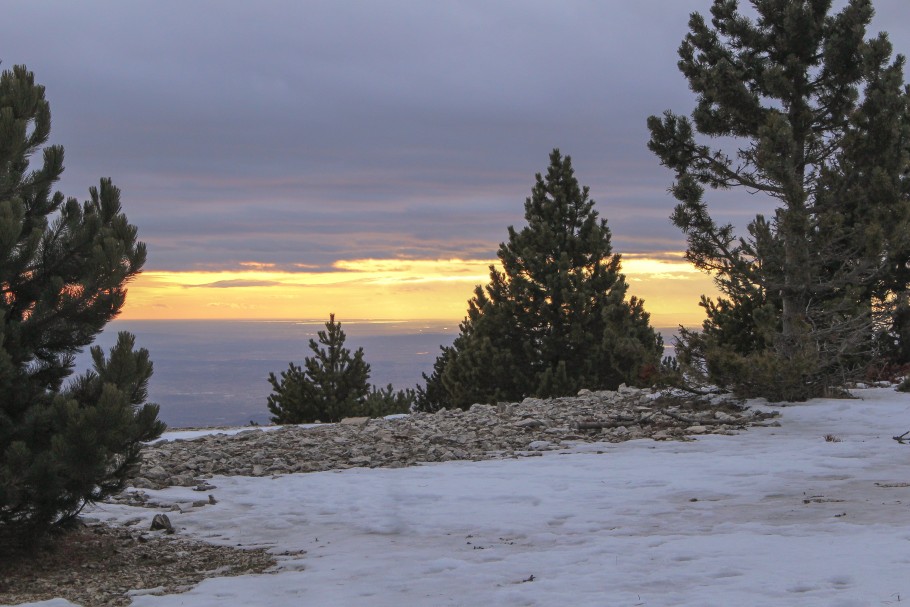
[780,204,811,359]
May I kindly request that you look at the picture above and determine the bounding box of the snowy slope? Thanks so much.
[21,388,910,606]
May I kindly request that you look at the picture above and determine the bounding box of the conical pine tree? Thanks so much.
[419,150,662,411]
[0,65,163,548]
[268,314,371,423]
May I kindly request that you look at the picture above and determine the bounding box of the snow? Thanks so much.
[155,425,298,442]
[156,414,408,442]
[17,388,910,606]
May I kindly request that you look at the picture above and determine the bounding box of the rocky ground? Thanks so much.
[125,386,778,493]
[0,522,275,607]
[1,386,779,606]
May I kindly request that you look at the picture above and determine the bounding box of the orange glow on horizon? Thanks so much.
[119,254,717,327]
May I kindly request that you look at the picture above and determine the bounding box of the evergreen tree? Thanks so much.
[419,150,662,411]
[647,0,910,399]
[415,345,455,413]
[267,314,371,423]
[362,383,416,418]
[0,65,163,547]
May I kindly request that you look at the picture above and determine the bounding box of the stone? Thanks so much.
[339,416,369,426]
[686,425,708,434]
[514,418,544,429]
[150,514,174,534]
[527,440,552,451]
[130,477,156,489]
[144,465,169,480]
[172,474,197,487]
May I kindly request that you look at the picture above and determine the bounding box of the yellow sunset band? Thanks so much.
[120,254,716,327]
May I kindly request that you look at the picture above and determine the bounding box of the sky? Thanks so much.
[3,1,910,325]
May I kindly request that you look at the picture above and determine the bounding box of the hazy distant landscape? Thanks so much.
[76,320,458,427]
[74,320,683,427]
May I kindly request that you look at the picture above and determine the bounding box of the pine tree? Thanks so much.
[647,0,910,399]
[0,65,163,547]
[267,314,372,423]
[419,150,662,411]
[362,383,416,418]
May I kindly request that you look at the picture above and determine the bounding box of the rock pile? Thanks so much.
[125,386,778,492]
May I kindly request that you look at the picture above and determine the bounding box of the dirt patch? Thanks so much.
[0,521,275,607]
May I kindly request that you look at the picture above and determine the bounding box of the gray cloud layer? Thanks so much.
[4,1,909,271]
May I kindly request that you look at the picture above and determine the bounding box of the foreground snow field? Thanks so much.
[21,388,910,606]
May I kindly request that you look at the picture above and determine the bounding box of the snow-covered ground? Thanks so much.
[155,424,298,442]
[21,388,910,606]
[154,414,409,442]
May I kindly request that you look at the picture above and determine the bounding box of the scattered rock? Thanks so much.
[0,521,274,607]
[123,387,776,490]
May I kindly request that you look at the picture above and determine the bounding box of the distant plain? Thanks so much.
[76,320,677,428]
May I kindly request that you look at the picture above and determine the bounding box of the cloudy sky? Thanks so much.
[4,1,909,323]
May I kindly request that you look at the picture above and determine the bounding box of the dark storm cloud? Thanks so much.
[3,1,909,271]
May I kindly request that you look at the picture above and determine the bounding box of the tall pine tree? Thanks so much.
[419,150,662,411]
[647,0,910,399]
[0,65,163,547]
